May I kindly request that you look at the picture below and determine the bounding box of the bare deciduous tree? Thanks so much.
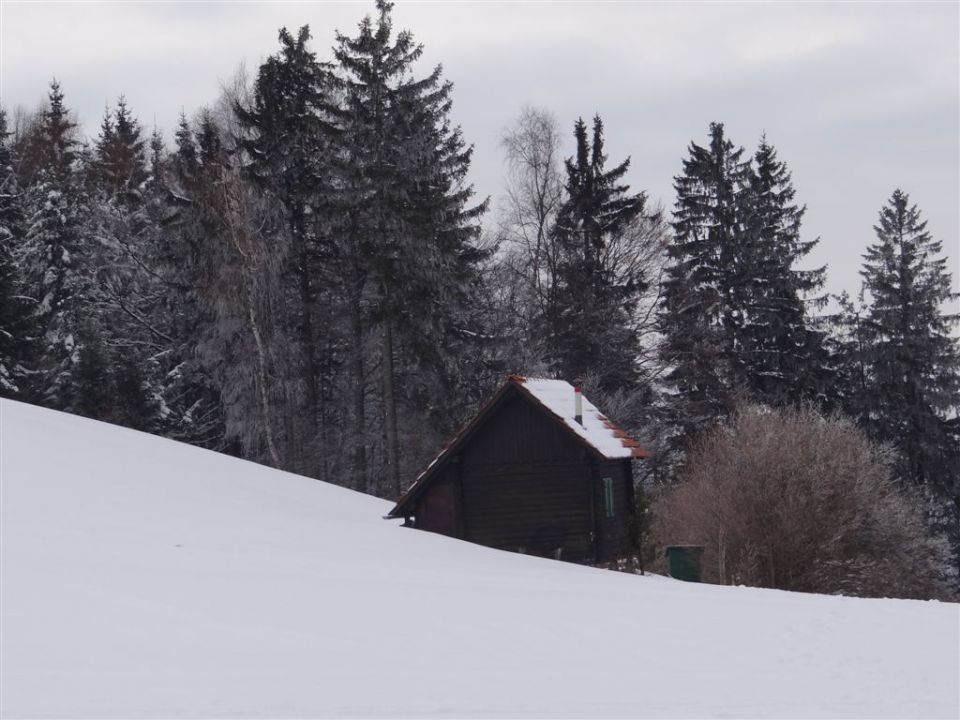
[213,164,283,467]
[492,106,669,388]
[497,106,565,322]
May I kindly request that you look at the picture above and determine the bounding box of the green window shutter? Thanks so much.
[602,477,614,518]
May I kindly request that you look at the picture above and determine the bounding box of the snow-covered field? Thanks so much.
[2,399,957,719]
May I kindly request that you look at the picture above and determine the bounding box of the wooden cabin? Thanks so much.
[386,375,648,564]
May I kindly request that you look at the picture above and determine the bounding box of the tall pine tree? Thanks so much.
[20,81,88,410]
[94,97,148,202]
[152,113,228,450]
[84,96,165,430]
[858,190,960,559]
[234,25,341,476]
[659,122,751,440]
[17,80,77,188]
[546,115,648,392]
[334,0,487,495]
[0,107,36,397]
[738,137,828,406]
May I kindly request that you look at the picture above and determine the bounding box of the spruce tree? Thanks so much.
[859,191,959,528]
[0,108,36,397]
[94,106,115,178]
[30,80,77,186]
[827,289,872,421]
[72,324,112,420]
[233,25,343,475]
[334,0,487,494]
[172,113,199,183]
[82,95,169,432]
[197,111,223,168]
[147,127,164,190]
[19,81,87,409]
[94,97,147,201]
[112,351,160,431]
[546,115,648,392]
[659,122,751,439]
[152,113,227,450]
[738,137,828,406]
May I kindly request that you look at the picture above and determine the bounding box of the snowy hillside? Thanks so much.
[2,399,957,719]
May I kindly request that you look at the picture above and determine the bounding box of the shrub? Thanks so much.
[652,404,954,599]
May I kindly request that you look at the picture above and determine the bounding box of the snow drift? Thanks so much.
[1,399,957,718]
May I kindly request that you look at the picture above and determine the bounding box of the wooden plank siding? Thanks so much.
[462,462,594,561]
[461,394,588,466]
[415,467,461,537]
[458,393,596,562]
[592,459,635,562]
[395,381,643,566]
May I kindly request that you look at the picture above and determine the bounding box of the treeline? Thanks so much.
[1,5,492,499]
[0,2,957,577]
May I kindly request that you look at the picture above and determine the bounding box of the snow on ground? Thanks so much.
[1,399,958,719]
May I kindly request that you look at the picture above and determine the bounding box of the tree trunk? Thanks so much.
[218,171,282,469]
[295,219,320,473]
[248,304,282,468]
[351,284,368,493]
[381,302,401,498]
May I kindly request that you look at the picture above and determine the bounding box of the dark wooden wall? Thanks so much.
[462,460,593,561]
[462,393,587,465]
[592,458,635,562]
[461,393,594,562]
[409,390,635,565]
[415,466,460,537]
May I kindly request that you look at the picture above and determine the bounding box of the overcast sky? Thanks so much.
[2,1,958,305]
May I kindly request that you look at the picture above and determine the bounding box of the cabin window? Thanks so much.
[602,477,614,518]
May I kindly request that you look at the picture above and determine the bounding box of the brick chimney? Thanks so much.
[573,377,583,425]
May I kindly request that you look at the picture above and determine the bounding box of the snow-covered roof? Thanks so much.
[388,375,647,518]
[515,377,646,460]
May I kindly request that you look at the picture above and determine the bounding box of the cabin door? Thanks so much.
[593,474,618,563]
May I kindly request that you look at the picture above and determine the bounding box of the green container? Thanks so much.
[665,545,704,582]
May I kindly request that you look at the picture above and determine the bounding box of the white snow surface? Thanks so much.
[2,399,958,719]
[519,378,636,458]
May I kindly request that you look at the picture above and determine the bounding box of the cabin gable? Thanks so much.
[461,391,589,467]
[388,376,647,565]
[457,392,595,561]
